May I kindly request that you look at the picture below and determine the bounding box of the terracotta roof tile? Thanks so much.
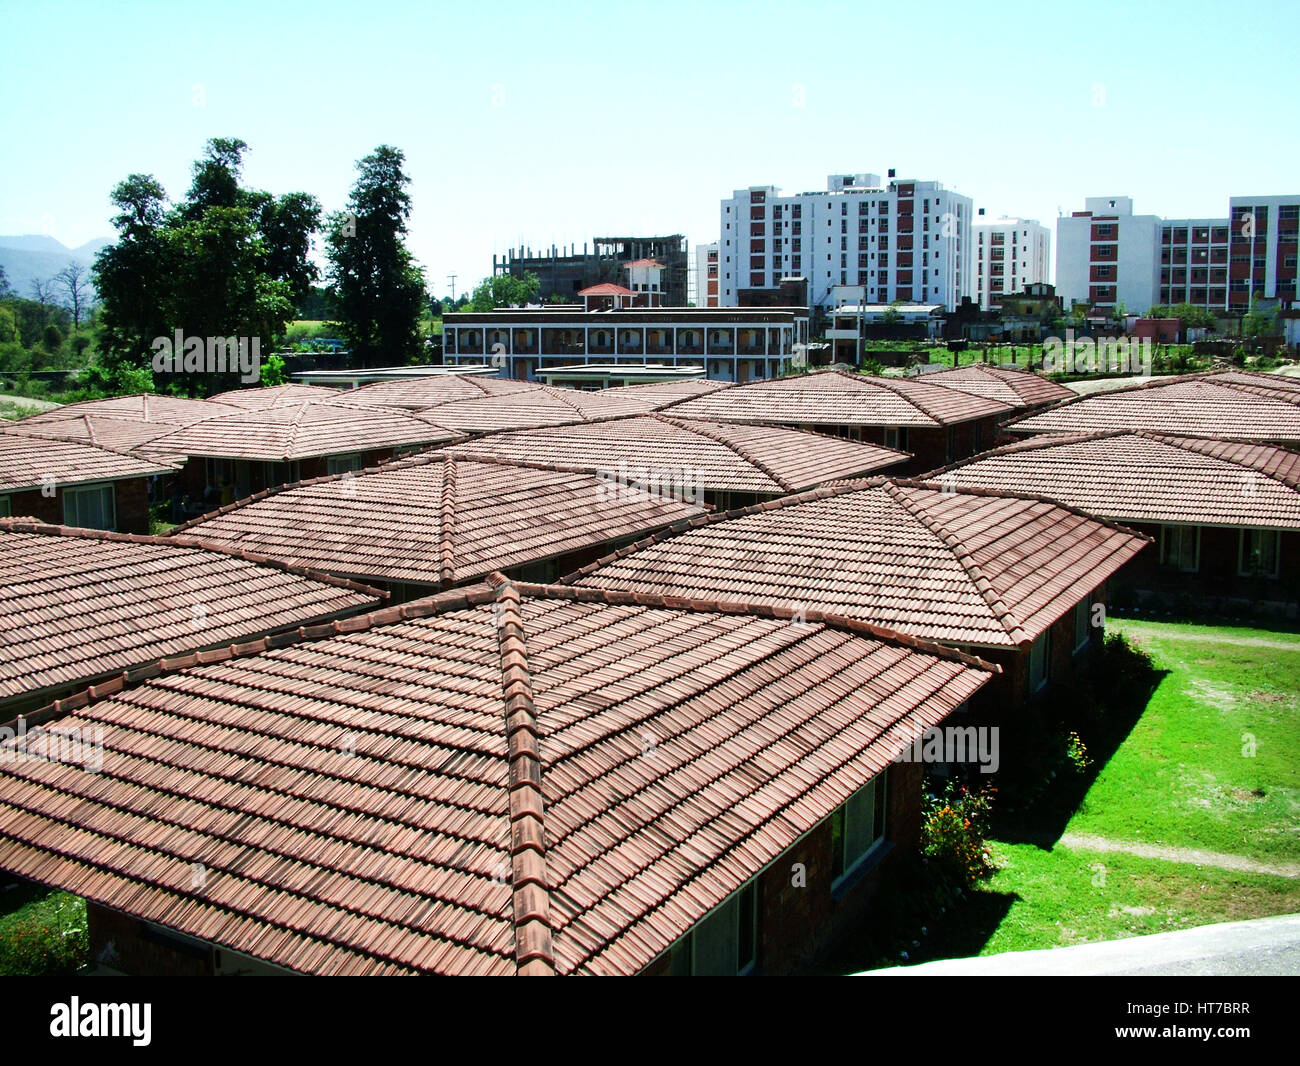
[0,519,384,708]
[207,384,342,409]
[0,433,177,493]
[18,393,236,426]
[328,375,539,411]
[138,402,464,462]
[925,430,1300,530]
[0,579,994,975]
[1008,374,1300,442]
[412,385,661,433]
[172,452,706,587]
[918,364,1075,408]
[446,414,908,495]
[566,479,1149,647]
[4,414,181,453]
[659,369,1014,427]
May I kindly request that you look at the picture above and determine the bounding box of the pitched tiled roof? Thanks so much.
[19,393,236,426]
[919,364,1075,408]
[0,578,995,975]
[4,413,180,454]
[138,402,464,462]
[566,479,1150,647]
[0,519,383,707]
[660,369,1014,427]
[207,384,342,409]
[1007,375,1300,442]
[925,431,1300,530]
[0,433,177,494]
[329,375,539,411]
[173,453,707,586]
[578,282,637,296]
[1195,370,1300,394]
[445,414,909,495]
[623,258,664,269]
[412,385,661,433]
[600,379,735,404]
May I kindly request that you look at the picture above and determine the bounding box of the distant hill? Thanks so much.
[0,234,110,300]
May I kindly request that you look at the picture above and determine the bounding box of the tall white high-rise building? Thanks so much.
[718,173,973,312]
[970,217,1051,310]
[1227,195,1300,312]
[1055,196,1162,314]
[695,242,719,307]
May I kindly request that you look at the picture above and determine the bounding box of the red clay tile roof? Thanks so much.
[925,430,1300,530]
[578,283,637,296]
[566,479,1150,647]
[1196,370,1300,394]
[329,375,539,411]
[0,519,383,708]
[138,402,464,462]
[600,379,735,404]
[919,364,1075,408]
[3,414,180,455]
[1007,375,1300,442]
[173,453,708,587]
[19,393,236,426]
[0,578,995,975]
[411,385,661,433]
[660,369,1014,427]
[207,384,342,409]
[0,433,177,493]
[623,259,664,269]
[445,414,909,495]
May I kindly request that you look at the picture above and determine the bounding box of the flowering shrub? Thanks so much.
[921,782,998,886]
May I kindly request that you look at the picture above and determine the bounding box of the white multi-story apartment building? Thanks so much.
[695,242,719,307]
[1227,195,1300,312]
[970,217,1050,310]
[718,173,973,312]
[1056,196,1162,314]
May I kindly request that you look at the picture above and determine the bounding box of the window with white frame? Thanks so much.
[830,769,889,887]
[1029,629,1050,693]
[668,880,758,976]
[1159,525,1199,572]
[1238,529,1280,578]
[63,483,116,531]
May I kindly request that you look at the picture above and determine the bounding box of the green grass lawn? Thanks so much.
[836,618,1300,970]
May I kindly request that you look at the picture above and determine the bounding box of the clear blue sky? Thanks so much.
[2,0,1294,298]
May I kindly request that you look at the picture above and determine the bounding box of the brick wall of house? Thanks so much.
[1116,524,1298,607]
[2,477,151,534]
[645,758,926,976]
[88,903,213,977]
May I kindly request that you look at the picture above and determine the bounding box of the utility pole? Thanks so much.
[446,274,457,303]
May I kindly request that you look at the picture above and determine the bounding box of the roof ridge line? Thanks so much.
[918,429,1124,478]
[0,423,182,471]
[492,578,556,976]
[438,454,457,586]
[656,414,794,491]
[879,480,1031,645]
[505,578,1002,673]
[1150,432,1300,491]
[856,372,945,425]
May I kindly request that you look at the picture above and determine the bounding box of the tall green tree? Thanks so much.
[92,139,320,393]
[325,145,425,366]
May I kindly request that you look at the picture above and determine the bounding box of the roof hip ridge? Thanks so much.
[492,578,556,976]
[879,479,1031,644]
[438,454,457,586]
[657,414,793,491]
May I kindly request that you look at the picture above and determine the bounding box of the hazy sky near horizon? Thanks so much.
[2,0,1295,299]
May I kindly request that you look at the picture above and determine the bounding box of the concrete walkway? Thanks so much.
[861,913,1300,975]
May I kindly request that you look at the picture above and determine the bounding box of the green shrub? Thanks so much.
[0,891,89,976]
[921,782,998,886]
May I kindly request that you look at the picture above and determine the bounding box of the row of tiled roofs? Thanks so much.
[0,365,1297,974]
